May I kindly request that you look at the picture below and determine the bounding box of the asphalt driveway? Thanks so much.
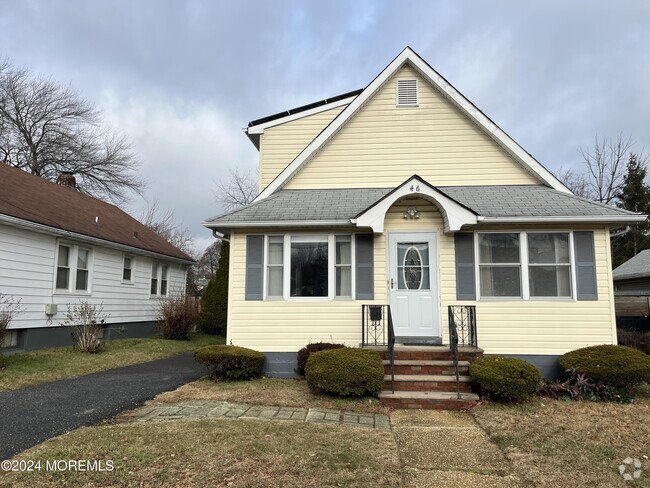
[0,352,208,460]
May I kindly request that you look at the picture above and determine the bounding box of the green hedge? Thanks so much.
[296,342,345,376]
[194,345,265,381]
[469,356,540,402]
[305,348,384,397]
[559,344,650,390]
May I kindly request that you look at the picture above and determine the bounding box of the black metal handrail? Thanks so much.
[448,305,478,399]
[361,304,395,393]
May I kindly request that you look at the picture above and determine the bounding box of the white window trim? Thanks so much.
[149,261,171,298]
[475,230,576,301]
[53,241,93,295]
[122,254,135,284]
[262,233,356,302]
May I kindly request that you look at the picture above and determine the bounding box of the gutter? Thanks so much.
[0,214,195,265]
[479,215,648,224]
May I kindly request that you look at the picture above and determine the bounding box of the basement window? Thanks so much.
[396,79,418,106]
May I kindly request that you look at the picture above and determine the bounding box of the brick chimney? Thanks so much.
[57,172,76,188]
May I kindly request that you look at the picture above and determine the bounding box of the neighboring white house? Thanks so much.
[0,164,194,351]
[203,47,647,383]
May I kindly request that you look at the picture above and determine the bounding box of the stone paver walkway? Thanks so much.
[120,400,391,430]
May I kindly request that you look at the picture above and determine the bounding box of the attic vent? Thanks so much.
[396,79,418,106]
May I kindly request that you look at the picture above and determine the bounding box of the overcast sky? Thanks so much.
[1,1,649,254]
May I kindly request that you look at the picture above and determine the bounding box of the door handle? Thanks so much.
[390,278,395,289]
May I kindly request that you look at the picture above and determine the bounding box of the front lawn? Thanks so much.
[0,333,224,391]
[0,418,401,488]
[472,385,650,487]
[148,376,389,414]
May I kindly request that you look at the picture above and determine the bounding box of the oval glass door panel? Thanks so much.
[403,246,422,289]
[397,242,430,290]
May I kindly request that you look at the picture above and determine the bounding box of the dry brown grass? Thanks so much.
[472,388,650,487]
[0,418,401,488]
[148,377,390,414]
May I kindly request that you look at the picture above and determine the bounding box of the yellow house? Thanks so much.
[204,47,644,407]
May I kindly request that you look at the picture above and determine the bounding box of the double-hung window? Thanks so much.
[478,233,522,298]
[55,243,91,293]
[122,255,134,283]
[266,236,284,298]
[527,233,572,297]
[477,232,574,299]
[150,262,170,296]
[151,263,159,295]
[335,236,352,298]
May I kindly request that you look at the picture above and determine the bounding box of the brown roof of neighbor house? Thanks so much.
[0,164,194,262]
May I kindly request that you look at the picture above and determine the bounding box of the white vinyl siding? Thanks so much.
[0,222,187,330]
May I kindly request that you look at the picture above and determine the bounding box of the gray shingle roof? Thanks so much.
[613,250,650,280]
[204,185,641,226]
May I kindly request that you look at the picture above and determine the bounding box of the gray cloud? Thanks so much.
[1,0,648,252]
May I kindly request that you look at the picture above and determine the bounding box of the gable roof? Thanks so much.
[0,164,194,263]
[613,250,650,281]
[204,183,644,232]
[254,46,571,202]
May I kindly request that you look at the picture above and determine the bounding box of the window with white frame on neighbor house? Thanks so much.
[150,262,170,296]
[122,255,134,283]
[478,232,573,299]
[55,243,91,293]
[264,234,353,299]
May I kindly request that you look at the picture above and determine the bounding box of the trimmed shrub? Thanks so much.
[618,328,650,355]
[469,356,540,402]
[305,348,384,397]
[194,345,265,381]
[156,294,199,340]
[559,344,650,390]
[296,342,346,376]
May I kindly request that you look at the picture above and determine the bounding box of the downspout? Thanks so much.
[610,226,630,238]
[211,228,230,243]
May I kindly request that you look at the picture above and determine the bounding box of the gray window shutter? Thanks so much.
[245,235,264,300]
[574,231,598,300]
[355,234,374,300]
[455,233,476,300]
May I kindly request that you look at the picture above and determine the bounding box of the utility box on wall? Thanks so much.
[45,304,58,316]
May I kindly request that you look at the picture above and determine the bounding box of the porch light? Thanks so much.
[403,206,420,220]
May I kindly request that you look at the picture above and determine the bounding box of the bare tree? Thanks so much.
[196,240,221,282]
[139,201,195,256]
[579,134,635,204]
[0,60,143,204]
[552,167,592,199]
[214,167,258,211]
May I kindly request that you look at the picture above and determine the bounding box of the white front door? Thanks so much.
[388,232,440,342]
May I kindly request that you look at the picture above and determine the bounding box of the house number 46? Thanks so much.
[410,185,420,192]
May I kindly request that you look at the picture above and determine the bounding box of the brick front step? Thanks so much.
[379,391,479,410]
[383,359,470,376]
[384,374,473,392]
[368,345,483,362]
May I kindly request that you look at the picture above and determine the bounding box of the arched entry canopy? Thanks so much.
[351,175,479,233]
